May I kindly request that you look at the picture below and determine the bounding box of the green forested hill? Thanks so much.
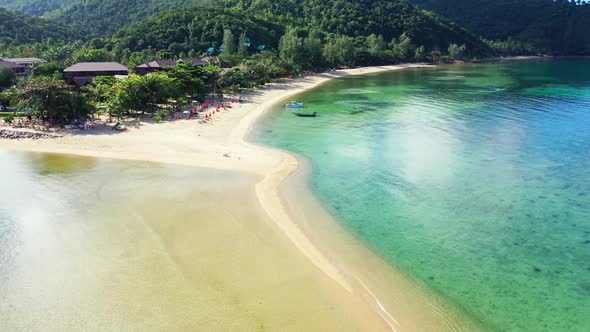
[0,0,77,16]
[8,0,589,70]
[112,0,491,56]
[240,0,487,52]
[411,0,590,54]
[0,7,76,46]
[111,7,282,54]
[50,0,212,36]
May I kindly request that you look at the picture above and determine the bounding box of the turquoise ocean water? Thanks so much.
[256,60,590,331]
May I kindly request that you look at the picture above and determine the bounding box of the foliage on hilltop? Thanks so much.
[49,0,212,37]
[108,0,492,60]
[110,7,282,58]
[411,0,590,55]
[227,0,488,53]
[0,8,78,47]
[0,0,77,16]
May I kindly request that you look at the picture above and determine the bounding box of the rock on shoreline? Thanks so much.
[0,129,61,140]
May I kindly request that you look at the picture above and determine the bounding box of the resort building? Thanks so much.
[135,59,178,76]
[0,58,45,77]
[63,62,128,86]
[1,57,45,68]
[180,58,209,66]
[0,59,26,77]
[135,57,221,76]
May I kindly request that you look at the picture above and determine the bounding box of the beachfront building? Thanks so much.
[63,62,128,86]
[1,58,45,77]
[180,58,209,66]
[135,59,178,76]
[0,59,26,77]
[2,57,45,68]
[135,57,221,76]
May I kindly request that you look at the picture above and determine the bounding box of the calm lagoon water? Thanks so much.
[257,59,590,331]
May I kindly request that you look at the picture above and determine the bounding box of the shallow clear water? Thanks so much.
[0,151,386,331]
[257,60,590,331]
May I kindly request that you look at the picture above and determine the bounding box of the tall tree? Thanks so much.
[448,43,466,59]
[238,31,249,57]
[366,34,386,57]
[324,35,355,67]
[414,46,426,61]
[303,30,324,69]
[392,33,415,61]
[222,28,236,54]
[279,26,303,64]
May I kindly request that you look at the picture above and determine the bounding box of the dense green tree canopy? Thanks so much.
[110,0,492,58]
[0,0,77,16]
[113,73,182,114]
[0,8,77,46]
[411,0,590,54]
[1,0,589,83]
[110,6,282,56]
[49,0,212,37]
[11,77,93,123]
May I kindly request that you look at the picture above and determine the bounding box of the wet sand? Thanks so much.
[0,154,388,331]
[0,64,482,330]
[276,156,483,331]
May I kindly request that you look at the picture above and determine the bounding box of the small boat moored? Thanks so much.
[285,101,304,108]
[291,111,317,117]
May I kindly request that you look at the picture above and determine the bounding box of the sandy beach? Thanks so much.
[0,64,481,331]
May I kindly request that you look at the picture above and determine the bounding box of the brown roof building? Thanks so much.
[180,58,208,66]
[2,57,44,67]
[135,57,221,76]
[0,59,26,77]
[193,56,221,65]
[63,62,128,86]
[135,60,178,76]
